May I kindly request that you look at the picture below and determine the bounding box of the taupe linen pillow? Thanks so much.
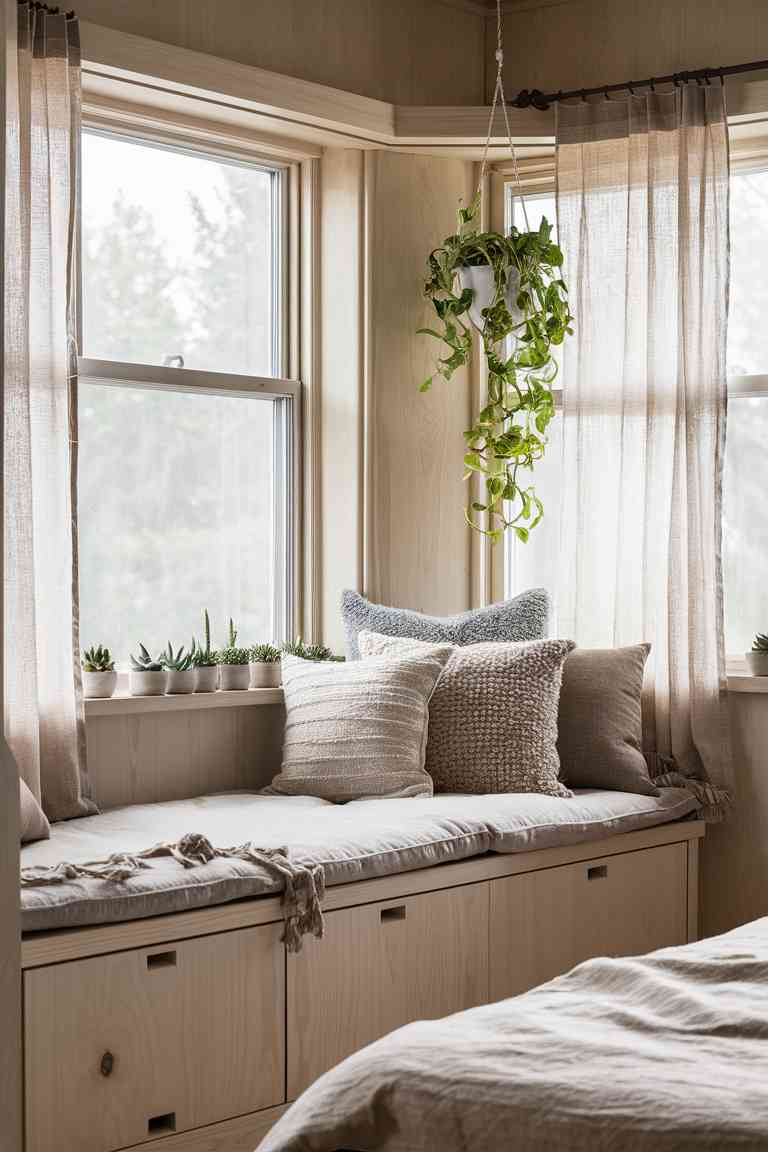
[557,644,659,796]
[359,632,575,797]
[20,778,50,844]
[269,646,453,802]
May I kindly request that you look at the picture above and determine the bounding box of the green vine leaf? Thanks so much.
[419,196,573,541]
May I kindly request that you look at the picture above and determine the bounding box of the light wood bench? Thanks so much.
[22,818,703,1152]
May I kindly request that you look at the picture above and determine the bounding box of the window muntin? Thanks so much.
[81,130,281,377]
[79,131,295,664]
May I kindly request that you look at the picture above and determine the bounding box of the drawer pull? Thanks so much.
[147,950,177,969]
[587,865,608,881]
[381,905,406,923]
[148,1113,176,1135]
[99,1051,114,1078]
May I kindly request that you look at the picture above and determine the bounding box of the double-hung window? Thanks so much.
[504,158,768,662]
[723,160,768,660]
[78,130,297,666]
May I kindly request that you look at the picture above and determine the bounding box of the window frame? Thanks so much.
[77,124,301,647]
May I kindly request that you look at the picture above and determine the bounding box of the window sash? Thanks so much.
[78,357,300,644]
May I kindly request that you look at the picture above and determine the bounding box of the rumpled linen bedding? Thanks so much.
[20,787,697,933]
[260,917,768,1152]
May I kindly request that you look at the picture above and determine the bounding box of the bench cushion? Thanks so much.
[20,788,698,933]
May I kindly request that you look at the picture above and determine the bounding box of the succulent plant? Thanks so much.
[250,643,282,664]
[752,633,768,653]
[82,645,115,672]
[130,643,164,672]
[191,608,218,668]
[161,642,194,672]
[281,637,344,662]
[217,618,250,666]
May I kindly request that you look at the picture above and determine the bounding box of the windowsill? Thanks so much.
[85,687,284,717]
[727,674,768,695]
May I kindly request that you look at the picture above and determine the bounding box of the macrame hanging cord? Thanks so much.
[476,0,530,231]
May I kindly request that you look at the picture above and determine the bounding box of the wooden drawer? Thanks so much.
[287,882,488,1098]
[24,924,285,1152]
[490,842,688,1000]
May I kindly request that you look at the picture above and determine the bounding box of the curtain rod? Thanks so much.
[511,58,768,111]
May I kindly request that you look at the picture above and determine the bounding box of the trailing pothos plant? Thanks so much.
[419,196,573,543]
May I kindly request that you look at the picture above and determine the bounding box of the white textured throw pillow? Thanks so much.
[269,647,453,801]
[359,631,575,797]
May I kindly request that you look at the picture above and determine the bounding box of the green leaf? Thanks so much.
[419,378,433,393]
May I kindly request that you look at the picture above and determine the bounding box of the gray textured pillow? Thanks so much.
[557,645,659,796]
[20,779,50,845]
[342,588,550,660]
[269,647,453,802]
[359,631,575,797]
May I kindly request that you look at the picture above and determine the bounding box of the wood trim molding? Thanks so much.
[299,158,322,641]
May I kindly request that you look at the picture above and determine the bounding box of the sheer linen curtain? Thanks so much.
[5,4,94,820]
[555,85,733,820]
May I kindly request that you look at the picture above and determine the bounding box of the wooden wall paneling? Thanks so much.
[320,149,365,653]
[76,1,485,108]
[365,150,475,615]
[85,704,284,810]
[702,691,768,938]
[490,0,768,103]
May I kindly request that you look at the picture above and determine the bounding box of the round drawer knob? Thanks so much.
[100,1051,115,1078]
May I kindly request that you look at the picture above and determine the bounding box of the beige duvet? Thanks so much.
[260,918,768,1152]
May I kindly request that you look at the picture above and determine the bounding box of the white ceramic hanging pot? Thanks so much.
[458,263,523,332]
[82,670,118,699]
[219,663,251,691]
[249,661,282,689]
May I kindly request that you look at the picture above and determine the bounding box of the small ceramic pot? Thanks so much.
[249,661,282,689]
[129,669,167,696]
[194,665,219,692]
[82,669,118,699]
[218,663,251,691]
[746,651,768,676]
[165,668,196,694]
[458,263,523,332]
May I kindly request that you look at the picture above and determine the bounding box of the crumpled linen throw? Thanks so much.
[19,831,325,952]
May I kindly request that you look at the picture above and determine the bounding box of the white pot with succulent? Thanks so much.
[217,618,251,690]
[129,644,168,696]
[162,642,196,694]
[249,644,282,688]
[746,633,768,676]
[192,609,219,692]
[81,644,118,699]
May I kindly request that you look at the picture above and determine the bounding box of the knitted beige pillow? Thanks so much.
[269,646,453,802]
[359,632,575,797]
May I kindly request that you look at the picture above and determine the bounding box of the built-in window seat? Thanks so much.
[21,789,704,1152]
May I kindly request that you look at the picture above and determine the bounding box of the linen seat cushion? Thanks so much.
[557,644,659,796]
[341,588,550,660]
[19,788,699,933]
[268,647,453,802]
[359,632,575,797]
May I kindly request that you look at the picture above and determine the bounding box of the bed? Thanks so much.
[259,917,768,1152]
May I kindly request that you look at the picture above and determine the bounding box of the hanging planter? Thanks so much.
[419,1,573,544]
